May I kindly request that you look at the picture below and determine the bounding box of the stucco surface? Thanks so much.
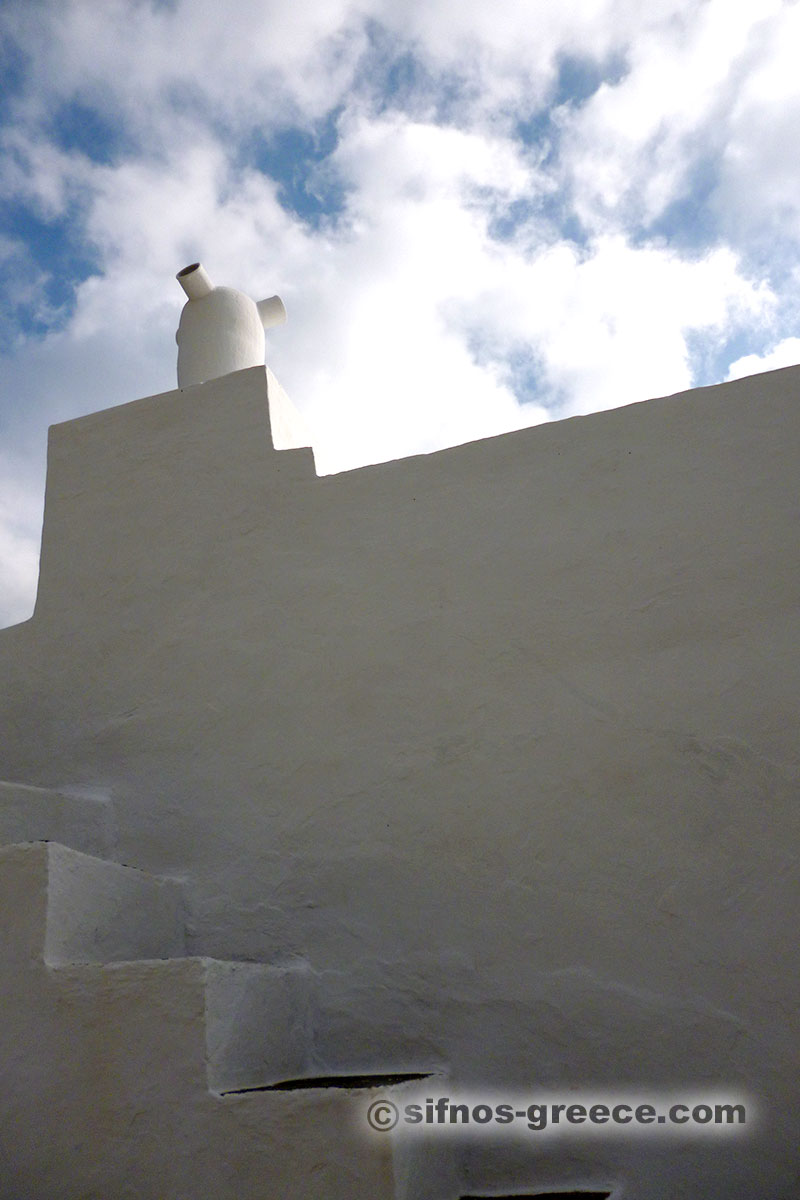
[1,363,798,1196]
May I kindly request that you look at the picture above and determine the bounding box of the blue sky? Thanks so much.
[2,0,800,625]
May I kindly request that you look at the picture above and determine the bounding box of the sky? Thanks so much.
[1,0,800,627]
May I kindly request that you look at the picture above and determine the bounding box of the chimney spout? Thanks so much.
[176,262,214,301]
[257,295,287,329]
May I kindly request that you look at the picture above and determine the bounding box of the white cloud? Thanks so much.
[561,0,790,230]
[713,3,800,246]
[274,115,550,470]
[726,336,800,382]
[454,234,773,419]
[370,0,691,115]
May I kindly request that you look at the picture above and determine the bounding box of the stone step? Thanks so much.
[204,956,313,1091]
[0,839,433,1196]
[0,840,312,1091]
[0,839,398,1197]
[46,955,312,1094]
[1,955,397,1197]
[0,778,115,857]
[0,839,184,965]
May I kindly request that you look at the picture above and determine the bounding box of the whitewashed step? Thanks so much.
[0,839,184,964]
[0,957,395,1197]
[0,840,409,1197]
[205,957,313,1091]
[0,840,312,1090]
[0,779,114,856]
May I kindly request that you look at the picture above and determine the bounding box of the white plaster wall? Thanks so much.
[1,363,798,1196]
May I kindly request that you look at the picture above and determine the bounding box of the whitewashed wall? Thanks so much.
[0,363,798,1198]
